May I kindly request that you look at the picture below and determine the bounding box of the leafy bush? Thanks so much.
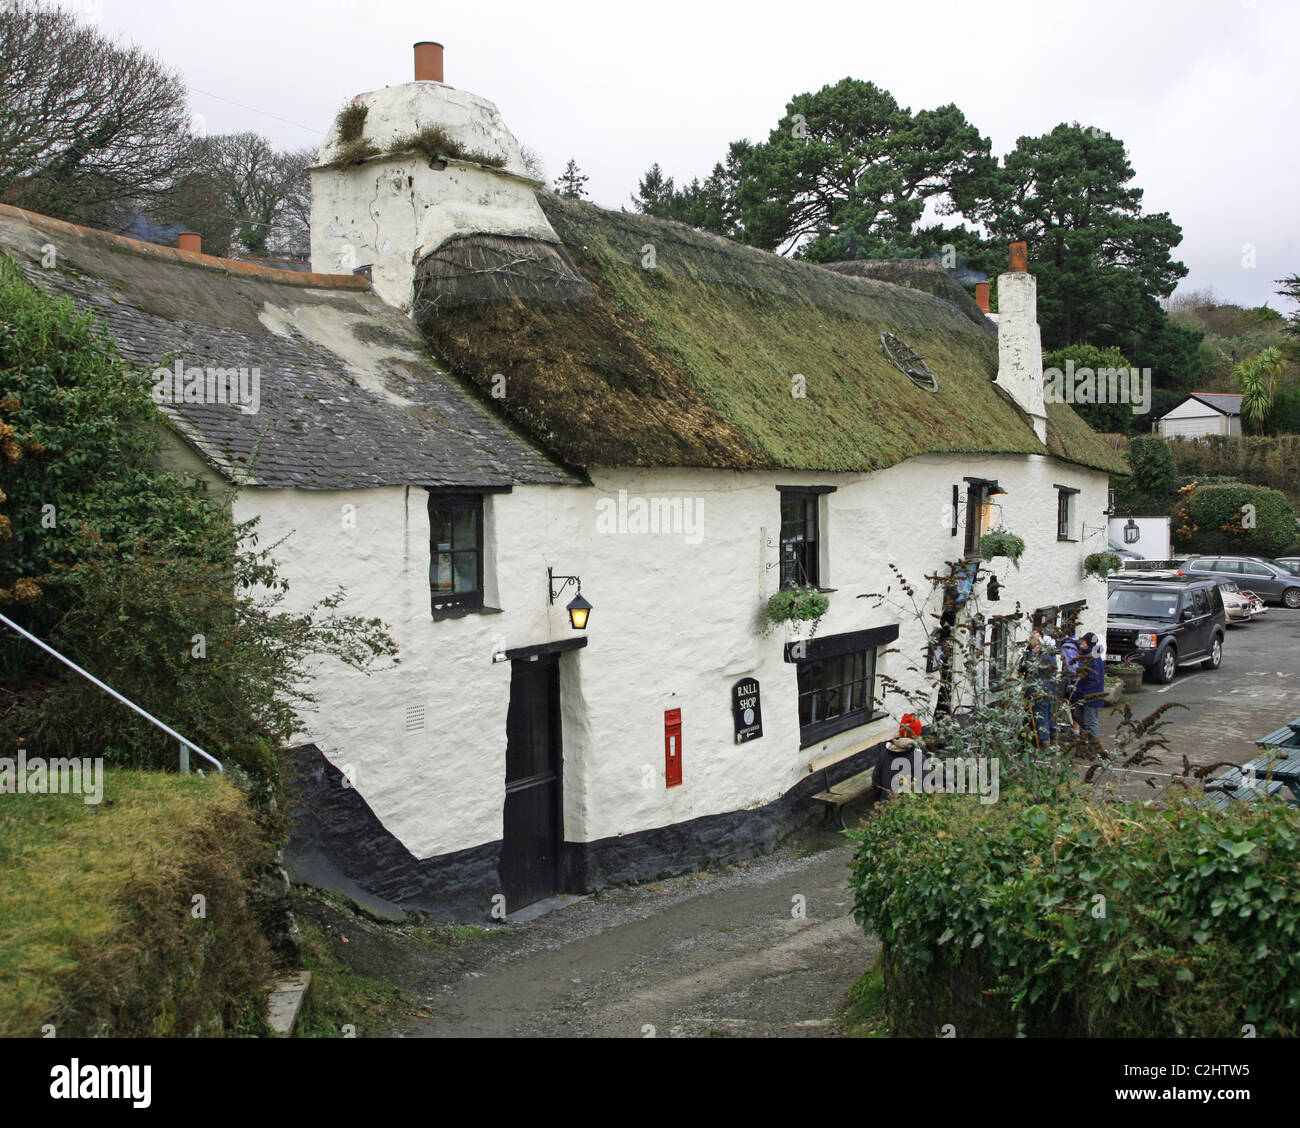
[1172,482,1297,556]
[1041,344,1136,435]
[850,787,1300,1036]
[1114,433,1178,514]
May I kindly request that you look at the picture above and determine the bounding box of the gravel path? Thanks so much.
[376,825,877,1038]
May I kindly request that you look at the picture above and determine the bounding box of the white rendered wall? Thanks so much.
[235,452,1110,860]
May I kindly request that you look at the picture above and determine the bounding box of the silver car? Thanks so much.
[1181,556,1300,608]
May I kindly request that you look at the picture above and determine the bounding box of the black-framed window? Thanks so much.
[428,492,483,615]
[1032,605,1059,635]
[963,480,991,556]
[786,625,896,746]
[778,488,826,589]
[1059,600,1086,637]
[988,619,1013,692]
[1056,485,1079,541]
[797,649,876,745]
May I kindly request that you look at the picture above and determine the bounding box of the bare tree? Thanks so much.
[153,134,314,257]
[518,143,547,183]
[0,5,192,226]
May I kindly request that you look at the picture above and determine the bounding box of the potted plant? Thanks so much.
[1084,551,1122,579]
[763,585,829,636]
[978,530,1026,570]
[1112,662,1145,693]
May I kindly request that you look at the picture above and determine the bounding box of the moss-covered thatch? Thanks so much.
[415,194,1127,475]
[819,258,989,328]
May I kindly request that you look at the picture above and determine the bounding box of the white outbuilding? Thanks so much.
[1157,393,1244,438]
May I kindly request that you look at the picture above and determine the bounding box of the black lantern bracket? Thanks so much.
[547,567,582,604]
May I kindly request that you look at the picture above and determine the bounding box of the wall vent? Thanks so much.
[405,703,426,733]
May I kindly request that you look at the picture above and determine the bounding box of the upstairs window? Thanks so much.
[1056,485,1080,541]
[963,479,996,557]
[429,492,483,615]
[777,486,834,589]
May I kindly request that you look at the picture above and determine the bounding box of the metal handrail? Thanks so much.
[0,611,223,774]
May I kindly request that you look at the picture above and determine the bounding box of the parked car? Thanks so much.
[1214,579,1255,625]
[1179,556,1300,608]
[1106,575,1226,683]
[1108,538,1144,562]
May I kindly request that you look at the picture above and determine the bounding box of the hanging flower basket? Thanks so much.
[763,585,829,635]
[1084,551,1122,580]
[978,530,1026,570]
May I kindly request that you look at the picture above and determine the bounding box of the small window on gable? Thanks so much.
[428,492,483,616]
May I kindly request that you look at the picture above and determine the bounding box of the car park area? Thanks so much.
[1097,600,1300,801]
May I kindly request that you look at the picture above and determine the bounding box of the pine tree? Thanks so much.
[554,159,589,200]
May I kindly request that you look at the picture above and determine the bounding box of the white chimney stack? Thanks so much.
[995,242,1047,443]
[309,40,559,313]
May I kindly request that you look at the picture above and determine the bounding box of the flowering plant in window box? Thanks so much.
[763,585,829,636]
[978,530,1026,570]
[1084,551,1122,580]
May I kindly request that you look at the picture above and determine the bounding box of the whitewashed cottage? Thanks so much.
[0,42,1126,919]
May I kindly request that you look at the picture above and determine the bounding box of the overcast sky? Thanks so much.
[86,0,1299,310]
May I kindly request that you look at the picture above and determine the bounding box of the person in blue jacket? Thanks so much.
[1068,632,1106,739]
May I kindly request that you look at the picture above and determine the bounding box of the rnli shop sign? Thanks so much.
[732,678,763,743]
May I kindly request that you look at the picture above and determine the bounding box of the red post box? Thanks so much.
[664,708,682,788]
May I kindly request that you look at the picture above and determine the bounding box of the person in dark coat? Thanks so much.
[1019,629,1057,746]
[1068,632,1106,739]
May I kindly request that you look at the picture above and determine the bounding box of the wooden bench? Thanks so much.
[808,740,879,828]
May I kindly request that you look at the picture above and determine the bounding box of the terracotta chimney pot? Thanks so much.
[414,41,444,83]
[1009,241,1028,272]
[975,282,990,312]
[177,232,202,254]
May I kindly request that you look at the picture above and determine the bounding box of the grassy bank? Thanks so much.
[0,769,275,1037]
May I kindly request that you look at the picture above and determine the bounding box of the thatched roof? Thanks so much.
[415,194,1127,476]
[0,203,576,490]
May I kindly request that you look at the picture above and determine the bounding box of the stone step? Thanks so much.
[267,971,312,1037]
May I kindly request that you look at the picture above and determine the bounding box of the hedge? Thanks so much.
[849,787,1300,1037]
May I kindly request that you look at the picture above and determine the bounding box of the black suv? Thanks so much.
[1106,576,1226,683]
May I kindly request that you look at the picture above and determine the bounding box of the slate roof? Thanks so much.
[1185,393,1243,417]
[414,194,1128,476]
[0,204,577,490]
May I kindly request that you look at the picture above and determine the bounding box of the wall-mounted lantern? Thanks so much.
[548,567,592,630]
[1123,518,1140,545]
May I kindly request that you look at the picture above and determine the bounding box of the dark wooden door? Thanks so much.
[501,655,562,912]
